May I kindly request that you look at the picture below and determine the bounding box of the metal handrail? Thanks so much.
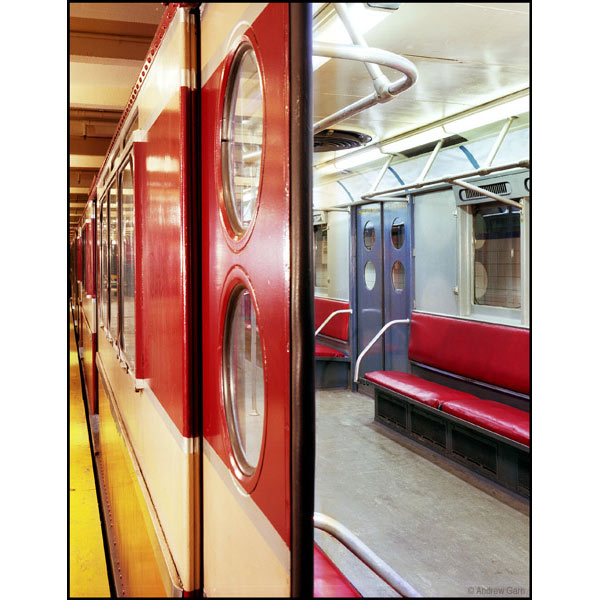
[354,319,410,382]
[314,512,422,597]
[315,308,353,336]
[328,159,530,208]
[313,42,418,134]
[312,2,418,133]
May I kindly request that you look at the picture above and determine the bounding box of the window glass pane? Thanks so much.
[120,162,135,368]
[100,199,108,326]
[224,44,263,236]
[314,224,328,289]
[391,261,405,291]
[81,226,86,292]
[363,221,375,250]
[473,204,521,308]
[109,182,119,339]
[364,261,376,290]
[224,287,265,476]
[391,218,405,249]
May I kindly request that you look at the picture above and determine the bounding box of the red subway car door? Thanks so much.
[200,3,313,597]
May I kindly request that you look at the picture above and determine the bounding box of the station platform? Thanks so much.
[69,307,111,598]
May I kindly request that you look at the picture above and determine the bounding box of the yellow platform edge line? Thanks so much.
[69,310,111,598]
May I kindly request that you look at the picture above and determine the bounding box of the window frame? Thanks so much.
[117,155,136,372]
[458,195,530,327]
[107,176,120,344]
[99,194,109,329]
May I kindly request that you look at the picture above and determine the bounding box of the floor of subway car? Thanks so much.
[69,310,111,598]
[314,389,530,598]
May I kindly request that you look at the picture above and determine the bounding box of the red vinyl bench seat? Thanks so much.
[409,312,530,396]
[315,342,346,359]
[314,544,360,598]
[364,371,479,409]
[440,398,530,446]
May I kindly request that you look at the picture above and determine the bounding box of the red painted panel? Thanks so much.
[314,297,350,341]
[141,87,191,436]
[408,313,530,395]
[202,3,291,543]
[314,544,361,598]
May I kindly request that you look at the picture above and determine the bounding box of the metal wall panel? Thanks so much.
[414,189,459,317]
[382,201,412,372]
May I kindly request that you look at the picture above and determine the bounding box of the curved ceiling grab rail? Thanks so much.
[313,3,418,134]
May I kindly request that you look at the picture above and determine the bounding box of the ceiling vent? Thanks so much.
[459,182,511,201]
[314,129,372,152]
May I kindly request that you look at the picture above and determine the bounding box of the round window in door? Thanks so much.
[391,218,405,250]
[221,41,264,239]
[391,260,406,292]
[223,285,265,478]
[364,261,377,290]
[363,221,376,250]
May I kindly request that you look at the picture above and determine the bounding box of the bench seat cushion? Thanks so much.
[315,343,346,359]
[314,544,360,597]
[441,398,530,446]
[365,371,479,408]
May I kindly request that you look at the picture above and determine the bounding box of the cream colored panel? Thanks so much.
[200,3,267,87]
[203,440,290,597]
[138,8,188,134]
[70,155,104,169]
[97,335,199,591]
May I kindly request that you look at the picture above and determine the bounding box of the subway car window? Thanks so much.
[314,223,328,291]
[473,203,521,309]
[108,181,119,340]
[223,286,265,478]
[120,160,135,368]
[100,197,108,327]
[222,42,264,237]
[81,225,86,292]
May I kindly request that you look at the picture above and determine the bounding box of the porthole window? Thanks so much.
[364,261,376,290]
[391,218,405,249]
[391,261,405,292]
[222,42,264,238]
[363,221,375,250]
[223,286,265,477]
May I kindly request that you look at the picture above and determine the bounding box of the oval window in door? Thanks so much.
[221,41,264,239]
[223,285,265,477]
[391,260,406,292]
[364,261,377,290]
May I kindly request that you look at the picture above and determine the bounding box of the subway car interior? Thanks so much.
[59,2,596,599]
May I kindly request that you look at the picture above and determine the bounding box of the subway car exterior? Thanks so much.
[70,2,530,597]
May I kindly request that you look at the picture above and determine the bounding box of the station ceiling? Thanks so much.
[69,2,164,241]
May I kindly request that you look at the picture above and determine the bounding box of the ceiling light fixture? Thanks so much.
[334,146,383,170]
[442,95,530,134]
[380,126,446,153]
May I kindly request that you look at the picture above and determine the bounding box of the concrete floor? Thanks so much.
[314,389,530,598]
